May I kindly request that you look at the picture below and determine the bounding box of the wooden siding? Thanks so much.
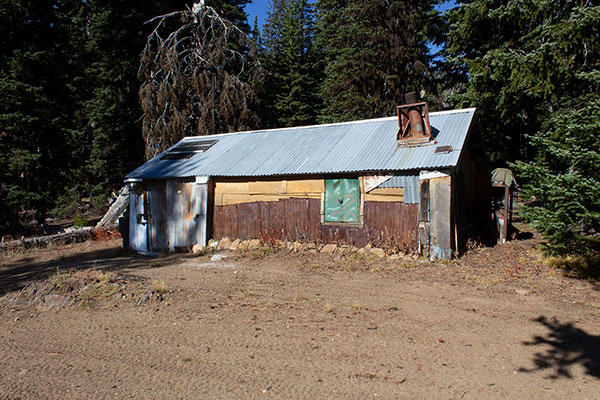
[214,179,323,206]
[213,198,419,250]
[146,179,200,251]
[364,187,404,202]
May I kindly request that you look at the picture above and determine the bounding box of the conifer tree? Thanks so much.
[80,0,188,204]
[0,0,194,228]
[447,0,600,257]
[207,0,252,33]
[0,0,82,227]
[316,0,442,123]
[261,0,323,128]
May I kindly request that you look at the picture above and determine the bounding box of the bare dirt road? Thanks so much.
[1,234,599,399]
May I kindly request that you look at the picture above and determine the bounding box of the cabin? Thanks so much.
[124,96,491,260]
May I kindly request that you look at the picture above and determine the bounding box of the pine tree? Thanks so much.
[251,16,262,47]
[207,0,252,33]
[261,0,323,128]
[0,0,82,228]
[316,0,442,123]
[448,0,600,258]
[80,0,189,206]
[81,0,245,202]
[509,3,600,258]
[0,0,195,229]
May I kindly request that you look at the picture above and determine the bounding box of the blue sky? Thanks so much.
[245,1,457,29]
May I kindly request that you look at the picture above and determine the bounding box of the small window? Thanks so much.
[161,139,218,160]
[324,178,360,223]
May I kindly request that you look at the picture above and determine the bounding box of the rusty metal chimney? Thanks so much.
[397,92,432,146]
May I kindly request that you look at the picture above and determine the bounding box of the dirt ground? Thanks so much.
[1,229,599,399]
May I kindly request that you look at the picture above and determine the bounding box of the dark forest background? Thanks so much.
[1,0,598,257]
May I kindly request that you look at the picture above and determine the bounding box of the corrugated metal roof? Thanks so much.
[126,108,476,180]
[377,173,420,204]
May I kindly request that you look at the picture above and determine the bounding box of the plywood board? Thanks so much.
[220,193,282,206]
[363,175,393,192]
[214,178,324,205]
[248,180,287,194]
[286,179,323,194]
[215,181,248,194]
[429,175,452,259]
[368,187,404,196]
[289,193,321,199]
[166,180,196,249]
[365,193,404,202]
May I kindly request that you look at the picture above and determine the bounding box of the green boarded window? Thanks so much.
[324,178,360,223]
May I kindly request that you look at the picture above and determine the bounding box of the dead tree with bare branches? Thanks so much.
[139,3,262,159]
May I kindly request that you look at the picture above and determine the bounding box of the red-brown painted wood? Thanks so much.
[213,199,419,251]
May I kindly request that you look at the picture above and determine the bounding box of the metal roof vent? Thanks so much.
[396,92,433,147]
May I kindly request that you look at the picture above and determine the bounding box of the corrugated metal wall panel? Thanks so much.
[377,174,421,204]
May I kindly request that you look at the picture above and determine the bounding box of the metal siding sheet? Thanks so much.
[378,173,421,204]
[126,109,475,179]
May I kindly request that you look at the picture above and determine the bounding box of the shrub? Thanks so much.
[73,214,88,228]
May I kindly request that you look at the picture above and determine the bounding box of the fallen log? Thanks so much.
[0,227,95,251]
[96,186,130,229]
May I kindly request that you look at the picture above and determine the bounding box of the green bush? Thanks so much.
[73,214,88,228]
[514,98,600,258]
[50,188,80,218]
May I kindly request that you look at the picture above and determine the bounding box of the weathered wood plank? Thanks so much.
[0,228,95,250]
[96,186,129,229]
[212,199,419,250]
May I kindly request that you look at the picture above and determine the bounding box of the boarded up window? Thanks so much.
[324,178,360,223]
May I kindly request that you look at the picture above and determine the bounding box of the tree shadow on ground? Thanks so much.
[0,244,191,294]
[519,316,600,379]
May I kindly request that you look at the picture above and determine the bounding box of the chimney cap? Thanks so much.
[396,97,433,146]
[404,92,419,104]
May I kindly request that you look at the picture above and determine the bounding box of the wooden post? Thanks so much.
[503,185,509,243]
[193,176,210,246]
[96,186,130,229]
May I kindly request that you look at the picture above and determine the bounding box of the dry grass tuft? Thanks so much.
[546,254,600,280]
[152,280,168,296]
[80,272,118,307]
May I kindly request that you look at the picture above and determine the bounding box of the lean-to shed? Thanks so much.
[125,102,491,259]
